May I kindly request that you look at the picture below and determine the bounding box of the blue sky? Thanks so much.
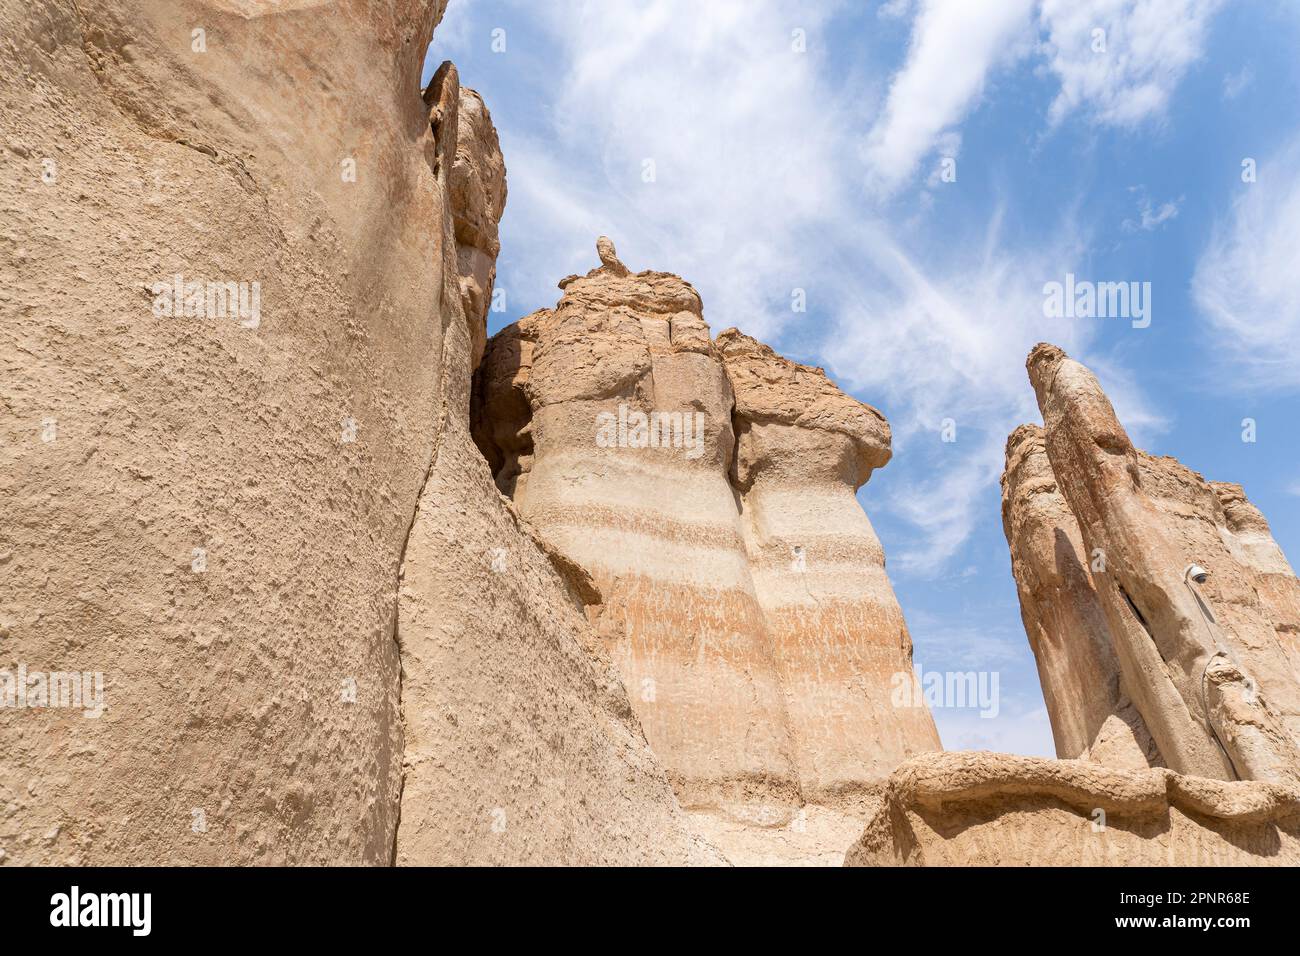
[423,0,1300,757]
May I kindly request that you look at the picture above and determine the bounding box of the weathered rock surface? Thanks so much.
[845,751,1300,866]
[1,0,713,866]
[1212,482,1300,680]
[472,239,939,862]
[1023,344,1300,786]
[446,77,506,368]
[393,160,716,864]
[1001,425,1160,770]
[474,243,802,824]
[21,2,1298,871]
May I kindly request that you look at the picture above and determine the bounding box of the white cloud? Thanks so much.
[863,0,1035,195]
[819,208,1158,571]
[428,0,473,59]
[1122,190,1183,232]
[1038,0,1224,126]
[878,0,914,21]
[1222,65,1254,100]
[1192,139,1300,391]
[863,0,1222,196]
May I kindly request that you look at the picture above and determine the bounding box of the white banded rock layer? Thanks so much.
[718,330,941,798]
[473,251,799,820]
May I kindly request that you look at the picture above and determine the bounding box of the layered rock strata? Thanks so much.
[1,0,711,866]
[855,344,1300,867]
[719,330,941,795]
[472,240,940,854]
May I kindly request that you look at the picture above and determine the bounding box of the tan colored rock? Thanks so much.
[474,245,801,823]
[718,329,940,798]
[845,751,1300,866]
[1213,482,1300,679]
[1,0,715,866]
[1027,344,1300,786]
[392,242,720,866]
[595,235,629,276]
[473,241,939,861]
[447,75,506,368]
[916,348,1300,869]
[1000,425,1159,769]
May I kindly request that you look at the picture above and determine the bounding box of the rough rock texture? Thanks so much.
[845,751,1300,866]
[1,1,712,866]
[1025,344,1300,786]
[446,78,506,368]
[1213,482,1300,679]
[1001,425,1160,770]
[472,239,939,863]
[473,244,801,822]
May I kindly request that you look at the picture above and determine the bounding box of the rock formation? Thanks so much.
[847,343,1300,867]
[1024,344,1300,786]
[1001,425,1160,770]
[446,75,506,367]
[719,330,942,796]
[1,0,712,866]
[1213,482,1300,678]
[9,2,1297,872]
[472,239,940,863]
[845,751,1300,866]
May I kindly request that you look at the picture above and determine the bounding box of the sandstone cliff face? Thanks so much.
[1,1,710,866]
[1001,425,1159,770]
[22,2,1297,872]
[1021,344,1300,786]
[393,149,715,865]
[845,751,1300,866]
[472,240,940,860]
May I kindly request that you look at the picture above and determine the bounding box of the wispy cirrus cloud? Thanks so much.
[1192,138,1300,391]
[863,0,1223,197]
[820,208,1167,571]
[1122,188,1184,232]
[863,0,1034,196]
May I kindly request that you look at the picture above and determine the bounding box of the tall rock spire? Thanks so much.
[1018,343,1300,785]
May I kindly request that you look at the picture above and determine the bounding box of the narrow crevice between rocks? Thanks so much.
[387,46,463,868]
